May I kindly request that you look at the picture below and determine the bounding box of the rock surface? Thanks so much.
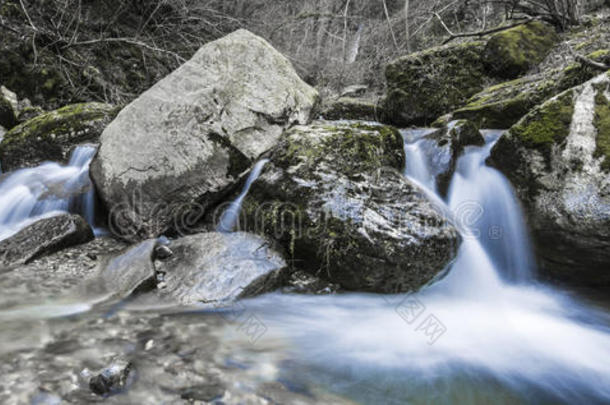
[0,86,18,129]
[382,41,488,126]
[0,214,94,269]
[320,97,382,121]
[91,29,318,240]
[484,21,558,79]
[489,72,610,286]
[0,102,117,171]
[88,357,133,396]
[241,121,461,293]
[155,232,287,306]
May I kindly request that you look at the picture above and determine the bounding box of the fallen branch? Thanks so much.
[63,37,186,63]
[433,12,537,45]
[568,46,610,71]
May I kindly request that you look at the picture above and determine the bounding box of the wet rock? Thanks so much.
[489,72,610,287]
[320,97,382,121]
[484,21,558,79]
[88,357,133,396]
[382,41,487,126]
[0,214,94,269]
[282,270,340,295]
[340,84,368,98]
[155,232,287,306]
[241,121,460,293]
[91,29,318,240]
[153,244,173,260]
[180,382,225,402]
[0,102,118,171]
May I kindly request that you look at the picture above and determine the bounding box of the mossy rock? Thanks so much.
[0,90,18,129]
[239,121,460,293]
[381,41,488,126]
[455,49,610,128]
[484,21,559,79]
[488,73,610,287]
[319,97,382,121]
[0,102,118,171]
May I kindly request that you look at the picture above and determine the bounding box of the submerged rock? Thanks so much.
[0,102,117,171]
[382,41,487,126]
[241,121,460,293]
[0,214,93,269]
[88,356,133,396]
[155,232,287,306]
[91,29,318,240]
[484,21,558,79]
[489,72,610,286]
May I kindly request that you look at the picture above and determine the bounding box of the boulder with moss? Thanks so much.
[488,72,610,287]
[319,97,382,121]
[0,87,18,130]
[240,121,460,293]
[91,29,318,241]
[0,102,117,171]
[484,21,559,79]
[455,49,610,128]
[382,41,488,126]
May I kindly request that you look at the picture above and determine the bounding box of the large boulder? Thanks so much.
[0,214,94,269]
[155,232,287,306]
[382,41,488,126]
[91,29,318,241]
[454,50,610,128]
[0,102,117,171]
[319,97,382,121]
[240,121,461,293]
[484,21,558,79]
[489,72,610,286]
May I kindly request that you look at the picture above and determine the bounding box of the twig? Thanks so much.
[568,45,610,71]
[382,0,399,51]
[19,0,37,32]
[63,37,186,62]
[433,12,537,45]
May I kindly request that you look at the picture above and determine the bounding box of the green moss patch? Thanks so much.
[593,90,610,171]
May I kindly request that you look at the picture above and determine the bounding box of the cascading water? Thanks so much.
[217,159,269,233]
[0,145,101,240]
[231,128,610,404]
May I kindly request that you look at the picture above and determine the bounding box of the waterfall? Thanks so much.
[217,159,269,233]
[234,127,610,404]
[0,145,100,240]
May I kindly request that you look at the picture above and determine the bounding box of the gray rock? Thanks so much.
[340,84,368,98]
[0,86,18,130]
[0,214,94,269]
[320,97,382,121]
[91,29,318,240]
[88,356,133,396]
[155,232,287,306]
[282,270,340,295]
[241,121,461,293]
[489,72,610,287]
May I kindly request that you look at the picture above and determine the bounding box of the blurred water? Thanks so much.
[0,145,101,240]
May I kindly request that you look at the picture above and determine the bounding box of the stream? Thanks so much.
[0,128,609,404]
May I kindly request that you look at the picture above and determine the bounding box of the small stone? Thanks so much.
[180,382,225,402]
[87,252,98,261]
[89,357,133,396]
[154,245,173,260]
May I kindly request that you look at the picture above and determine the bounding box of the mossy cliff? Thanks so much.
[0,102,118,171]
[239,121,460,293]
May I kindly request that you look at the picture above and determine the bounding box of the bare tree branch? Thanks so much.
[433,12,537,44]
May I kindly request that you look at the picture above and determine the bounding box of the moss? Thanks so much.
[320,97,381,121]
[484,21,558,79]
[593,91,610,171]
[509,90,574,156]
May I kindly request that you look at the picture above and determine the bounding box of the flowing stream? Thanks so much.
[0,145,100,241]
[231,129,610,404]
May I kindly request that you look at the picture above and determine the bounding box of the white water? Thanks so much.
[0,145,100,240]
[235,130,610,404]
[217,159,269,233]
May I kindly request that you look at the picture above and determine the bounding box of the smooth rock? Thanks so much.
[155,232,287,306]
[91,29,318,240]
[0,214,94,269]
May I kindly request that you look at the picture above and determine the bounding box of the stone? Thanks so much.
[484,21,559,79]
[241,121,461,293]
[0,102,118,171]
[91,29,318,240]
[0,86,18,129]
[320,97,382,121]
[382,41,487,126]
[155,232,287,306]
[0,214,94,269]
[488,72,610,287]
[89,357,133,396]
